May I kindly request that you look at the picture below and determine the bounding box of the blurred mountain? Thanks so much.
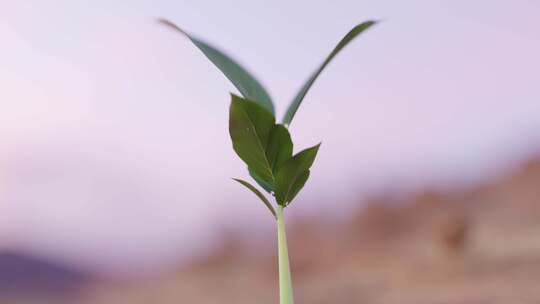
[3,155,540,304]
[0,251,91,303]
[83,155,540,304]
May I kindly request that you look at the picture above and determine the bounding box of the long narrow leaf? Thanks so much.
[233,178,276,218]
[159,19,275,114]
[282,21,377,125]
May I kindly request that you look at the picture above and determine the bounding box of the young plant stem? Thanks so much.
[277,205,294,304]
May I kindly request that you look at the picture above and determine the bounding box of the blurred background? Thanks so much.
[1,0,540,303]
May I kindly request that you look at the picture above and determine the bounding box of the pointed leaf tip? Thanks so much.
[282,20,377,125]
[157,18,188,35]
[159,19,275,114]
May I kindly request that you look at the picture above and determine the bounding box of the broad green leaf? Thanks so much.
[275,144,321,205]
[229,94,275,185]
[232,178,276,218]
[159,19,275,114]
[282,21,377,125]
[286,170,310,205]
[249,168,274,193]
[249,124,293,193]
[266,124,293,173]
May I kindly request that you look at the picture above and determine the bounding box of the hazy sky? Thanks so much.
[1,0,539,275]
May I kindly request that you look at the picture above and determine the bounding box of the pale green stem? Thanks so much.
[277,205,294,304]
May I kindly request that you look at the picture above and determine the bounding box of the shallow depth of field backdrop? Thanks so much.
[1,1,540,303]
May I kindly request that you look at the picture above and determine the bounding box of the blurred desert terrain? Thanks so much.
[2,155,540,304]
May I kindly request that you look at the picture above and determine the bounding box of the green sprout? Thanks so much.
[160,19,377,304]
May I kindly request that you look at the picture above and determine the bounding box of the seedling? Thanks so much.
[160,19,376,304]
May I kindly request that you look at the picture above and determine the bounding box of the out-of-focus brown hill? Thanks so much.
[80,158,540,304]
[82,156,540,304]
[8,157,540,304]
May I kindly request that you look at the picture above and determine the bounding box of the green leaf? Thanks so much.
[275,144,321,206]
[248,124,292,193]
[229,94,275,185]
[232,178,276,218]
[249,168,274,193]
[286,170,310,205]
[282,21,377,125]
[266,124,293,174]
[159,19,275,114]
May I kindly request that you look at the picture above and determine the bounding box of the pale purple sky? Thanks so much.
[1,0,539,275]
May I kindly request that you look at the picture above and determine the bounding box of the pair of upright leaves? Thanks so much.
[160,18,376,217]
